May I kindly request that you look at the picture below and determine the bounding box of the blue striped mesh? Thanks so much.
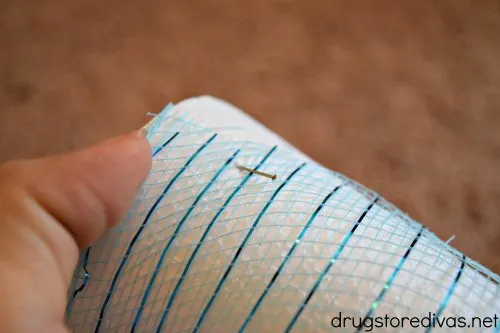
[65,103,500,332]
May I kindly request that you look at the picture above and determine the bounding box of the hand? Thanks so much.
[0,130,152,333]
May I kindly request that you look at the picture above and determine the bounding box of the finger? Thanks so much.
[3,130,152,248]
[0,130,152,333]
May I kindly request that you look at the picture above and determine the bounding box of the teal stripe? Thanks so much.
[425,254,465,333]
[127,134,218,332]
[147,149,241,332]
[284,197,379,333]
[192,162,307,333]
[93,131,181,332]
[156,146,277,332]
[238,185,343,332]
[356,226,424,332]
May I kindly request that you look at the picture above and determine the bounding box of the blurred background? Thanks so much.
[0,1,499,272]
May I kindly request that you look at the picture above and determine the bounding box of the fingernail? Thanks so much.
[136,126,148,138]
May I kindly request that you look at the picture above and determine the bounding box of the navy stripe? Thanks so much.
[192,162,307,333]
[72,247,91,299]
[151,146,276,332]
[238,185,343,332]
[65,247,92,319]
[65,246,92,320]
[93,133,212,332]
[426,254,466,333]
[69,132,179,314]
[132,149,241,332]
[152,132,180,157]
[285,196,379,333]
[356,226,424,332]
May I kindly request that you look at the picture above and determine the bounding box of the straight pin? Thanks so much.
[236,164,277,180]
[140,113,158,137]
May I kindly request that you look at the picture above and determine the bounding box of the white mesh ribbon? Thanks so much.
[65,96,499,332]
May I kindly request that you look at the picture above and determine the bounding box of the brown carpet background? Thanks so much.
[1,1,499,273]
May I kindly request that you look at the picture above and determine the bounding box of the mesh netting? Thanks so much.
[65,97,500,332]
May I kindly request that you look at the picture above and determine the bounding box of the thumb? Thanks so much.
[17,130,153,247]
[0,130,152,333]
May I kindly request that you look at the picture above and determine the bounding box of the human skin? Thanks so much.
[0,130,152,333]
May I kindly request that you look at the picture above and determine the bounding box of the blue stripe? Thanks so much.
[71,247,91,299]
[152,132,180,157]
[93,133,212,332]
[65,247,92,319]
[425,254,466,333]
[284,196,379,333]
[69,132,180,316]
[356,226,424,332]
[133,149,241,332]
[151,146,277,332]
[191,162,307,333]
[238,185,343,332]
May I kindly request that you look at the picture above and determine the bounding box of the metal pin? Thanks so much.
[141,111,160,136]
[445,235,456,245]
[236,164,277,180]
[140,117,156,137]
